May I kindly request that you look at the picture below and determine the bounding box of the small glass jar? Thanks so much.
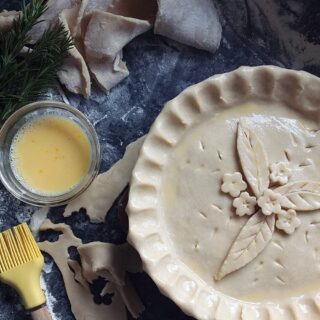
[0,101,100,206]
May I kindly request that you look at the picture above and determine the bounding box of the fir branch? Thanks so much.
[0,0,73,121]
[0,0,46,58]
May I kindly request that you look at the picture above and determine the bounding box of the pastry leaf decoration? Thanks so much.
[275,181,320,211]
[218,119,320,280]
[215,210,275,281]
[237,122,269,197]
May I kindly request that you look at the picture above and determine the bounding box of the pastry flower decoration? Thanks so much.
[216,120,320,281]
[270,162,292,185]
[257,189,282,215]
[276,209,301,234]
[221,172,247,197]
[233,192,256,216]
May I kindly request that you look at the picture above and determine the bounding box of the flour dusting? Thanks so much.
[251,0,320,69]
[30,207,49,236]
[41,261,60,320]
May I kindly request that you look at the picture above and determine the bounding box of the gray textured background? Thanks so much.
[1,0,320,319]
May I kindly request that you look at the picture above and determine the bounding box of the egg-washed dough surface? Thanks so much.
[163,103,320,301]
[128,66,320,319]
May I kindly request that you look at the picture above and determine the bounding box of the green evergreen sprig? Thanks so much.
[0,0,73,121]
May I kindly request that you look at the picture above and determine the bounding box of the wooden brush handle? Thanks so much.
[31,306,52,320]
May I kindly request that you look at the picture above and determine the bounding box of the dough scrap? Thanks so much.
[61,0,154,91]
[26,0,222,96]
[87,50,129,93]
[39,220,127,320]
[67,259,90,289]
[0,10,19,32]
[115,278,145,319]
[78,242,144,318]
[107,0,158,23]
[84,10,151,92]
[78,0,157,62]
[30,0,80,42]
[154,0,222,53]
[82,0,113,16]
[77,0,111,41]
[57,7,91,97]
[63,136,144,223]
[78,242,142,285]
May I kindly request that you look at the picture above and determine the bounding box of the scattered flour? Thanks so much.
[250,0,320,69]
[41,260,60,320]
[15,206,35,224]
[30,207,49,236]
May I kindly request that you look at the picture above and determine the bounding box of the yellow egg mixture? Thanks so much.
[10,115,91,195]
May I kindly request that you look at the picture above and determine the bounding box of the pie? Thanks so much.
[128,66,320,319]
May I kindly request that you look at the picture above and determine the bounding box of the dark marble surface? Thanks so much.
[1,0,320,319]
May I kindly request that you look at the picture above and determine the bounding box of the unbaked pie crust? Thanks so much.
[127,66,320,320]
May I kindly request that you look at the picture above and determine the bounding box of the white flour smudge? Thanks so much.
[250,0,320,68]
[41,261,60,320]
[30,207,49,236]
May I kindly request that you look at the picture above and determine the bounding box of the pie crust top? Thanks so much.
[128,66,320,320]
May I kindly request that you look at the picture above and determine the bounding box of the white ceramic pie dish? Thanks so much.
[127,66,320,320]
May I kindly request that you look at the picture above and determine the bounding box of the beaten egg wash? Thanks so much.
[10,115,91,195]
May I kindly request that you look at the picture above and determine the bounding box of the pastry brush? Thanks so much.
[0,223,51,320]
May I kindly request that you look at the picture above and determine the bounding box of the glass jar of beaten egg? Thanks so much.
[0,101,100,206]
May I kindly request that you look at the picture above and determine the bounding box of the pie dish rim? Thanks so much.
[127,65,320,320]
